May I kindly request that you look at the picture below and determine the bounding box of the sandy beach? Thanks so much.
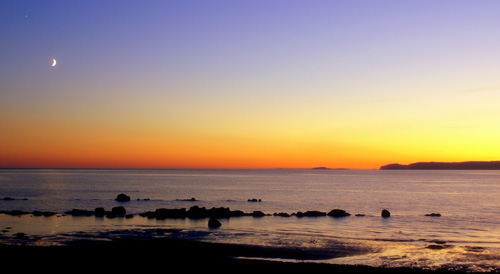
[1,232,467,274]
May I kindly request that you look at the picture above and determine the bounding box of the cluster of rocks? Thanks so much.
[2,194,444,229]
[65,206,133,219]
[0,210,37,216]
[138,206,265,219]
[0,210,57,216]
[3,197,28,201]
[273,209,352,218]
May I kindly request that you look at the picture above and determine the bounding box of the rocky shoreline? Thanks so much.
[0,193,379,220]
[0,206,363,219]
[1,193,445,223]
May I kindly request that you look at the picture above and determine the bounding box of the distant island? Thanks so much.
[380,161,500,170]
[312,167,350,170]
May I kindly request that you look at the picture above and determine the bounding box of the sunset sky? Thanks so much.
[2,1,500,169]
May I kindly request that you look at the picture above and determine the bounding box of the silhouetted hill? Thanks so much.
[380,161,500,170]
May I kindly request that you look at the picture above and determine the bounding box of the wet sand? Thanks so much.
[1,236,466,273]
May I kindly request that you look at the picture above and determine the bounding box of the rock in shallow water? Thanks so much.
[294,211,326,217]
[208,218,221,228]
[327,209,351,217]
[426,244,445,250]
[115,194,130,202]
[112,206,126,216]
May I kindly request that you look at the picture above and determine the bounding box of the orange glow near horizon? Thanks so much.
[1,111,498,170]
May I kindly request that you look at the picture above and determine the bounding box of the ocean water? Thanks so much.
[2,169,500,271]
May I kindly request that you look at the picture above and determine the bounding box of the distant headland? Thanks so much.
[380,161,500,170]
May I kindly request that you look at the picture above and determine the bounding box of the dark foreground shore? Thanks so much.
[1,236,468,274]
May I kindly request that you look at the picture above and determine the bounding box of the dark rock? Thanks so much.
[13,232,28,239]
[3,197,15,200]
[295,211,326,217]
[112,206,126,216]
[426,244,445,250]
[252,211,265,217]
[5,210,30,216]
[207,207,231,218]
[187,206,240,219]
[142,206,249,219]
[208,218,221,228]
[425,213,441,217]
[187,206,207,219]
[355,214,366,217]
[273,212,291,217]
[327,209,351,217]
[125,214,134,219]
[229,210,245,217]
[115,194,130,202]
[95,207,106,217]
[381,209,391,218]
[248,198,261,202]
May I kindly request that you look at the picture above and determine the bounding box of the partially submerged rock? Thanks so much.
[115,194,130,202]
[426,244,445,250]
[252,211,266,217]
[327,209,351,217]
[0,210,30,216]
[294,211,327,217]
[208,218,222,228]
[95,207,106,217]
[111,206,126,216]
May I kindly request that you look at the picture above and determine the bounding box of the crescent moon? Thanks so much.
[51,59,57,66]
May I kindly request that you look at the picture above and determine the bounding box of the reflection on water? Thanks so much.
[3,169,500,272]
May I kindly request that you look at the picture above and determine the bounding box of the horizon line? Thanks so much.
[0,167,373,171]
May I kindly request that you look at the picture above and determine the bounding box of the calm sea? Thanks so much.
[2,169,500,271]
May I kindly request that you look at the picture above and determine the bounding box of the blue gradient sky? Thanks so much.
[2,1,500,169]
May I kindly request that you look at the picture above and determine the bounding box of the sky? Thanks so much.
[1,0,500,169]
